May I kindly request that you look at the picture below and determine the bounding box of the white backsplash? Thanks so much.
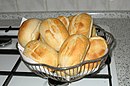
[0,0,130,12]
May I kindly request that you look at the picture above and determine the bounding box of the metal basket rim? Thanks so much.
[20,50,109,70]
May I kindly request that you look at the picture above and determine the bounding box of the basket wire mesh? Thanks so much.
[18,24,115,82]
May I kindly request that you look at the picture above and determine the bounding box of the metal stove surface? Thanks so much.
[0,25,119,86]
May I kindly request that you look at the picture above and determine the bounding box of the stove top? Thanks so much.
[0,25,119,86]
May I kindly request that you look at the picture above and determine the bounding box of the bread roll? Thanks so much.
[23,40,58,68]
[59,34,90,75]
[40,18,69,51]
[39,35,45,43]
[18,18,41,47]
[84,36,108,71]
[57,16,70,30]
[68,15,75,22]
[91,25,97,37]
[68,13,93,38]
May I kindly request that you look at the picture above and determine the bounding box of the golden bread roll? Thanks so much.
[40,18,69,51]
[91,25,97,37]
[59,34,90,75]
[68,13,93,38]
[68,15,75,22]
[23,40,58,68]
[18,18,41,47]
[84,36,108,71]
[57,16,70,30]
[39,35,45,43]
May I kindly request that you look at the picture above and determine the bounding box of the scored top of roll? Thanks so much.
[40,18,69,51]
[68,13,93,38]
[59,34,90,67]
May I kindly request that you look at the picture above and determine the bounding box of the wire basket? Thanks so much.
[18,24,115,82]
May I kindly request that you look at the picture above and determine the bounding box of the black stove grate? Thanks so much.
[0,26,112,86]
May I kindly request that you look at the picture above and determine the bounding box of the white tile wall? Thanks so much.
[109,0,130,10]
[0,0,130,12]
[46,0,78,11]
[0,0,17,12]
[16,0,47,12]
[77,0,110,11]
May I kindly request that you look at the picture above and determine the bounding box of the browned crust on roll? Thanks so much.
[68,15,75,22]
[40,18,69,51]
[57,16,70,30]
[91,25,97,37]
[18,18,41,47]
[58,34,90,76]
[68,13,93,38]
[59,34,90,67]
[23,40,58,68]
[84,36,108,70]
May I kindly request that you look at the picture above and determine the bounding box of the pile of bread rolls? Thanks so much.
[18,13,108,74]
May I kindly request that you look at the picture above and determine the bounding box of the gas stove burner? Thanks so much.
[0,35,12,47]
[48,78,69,86]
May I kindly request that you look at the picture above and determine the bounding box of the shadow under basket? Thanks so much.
[18,24,115,86]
